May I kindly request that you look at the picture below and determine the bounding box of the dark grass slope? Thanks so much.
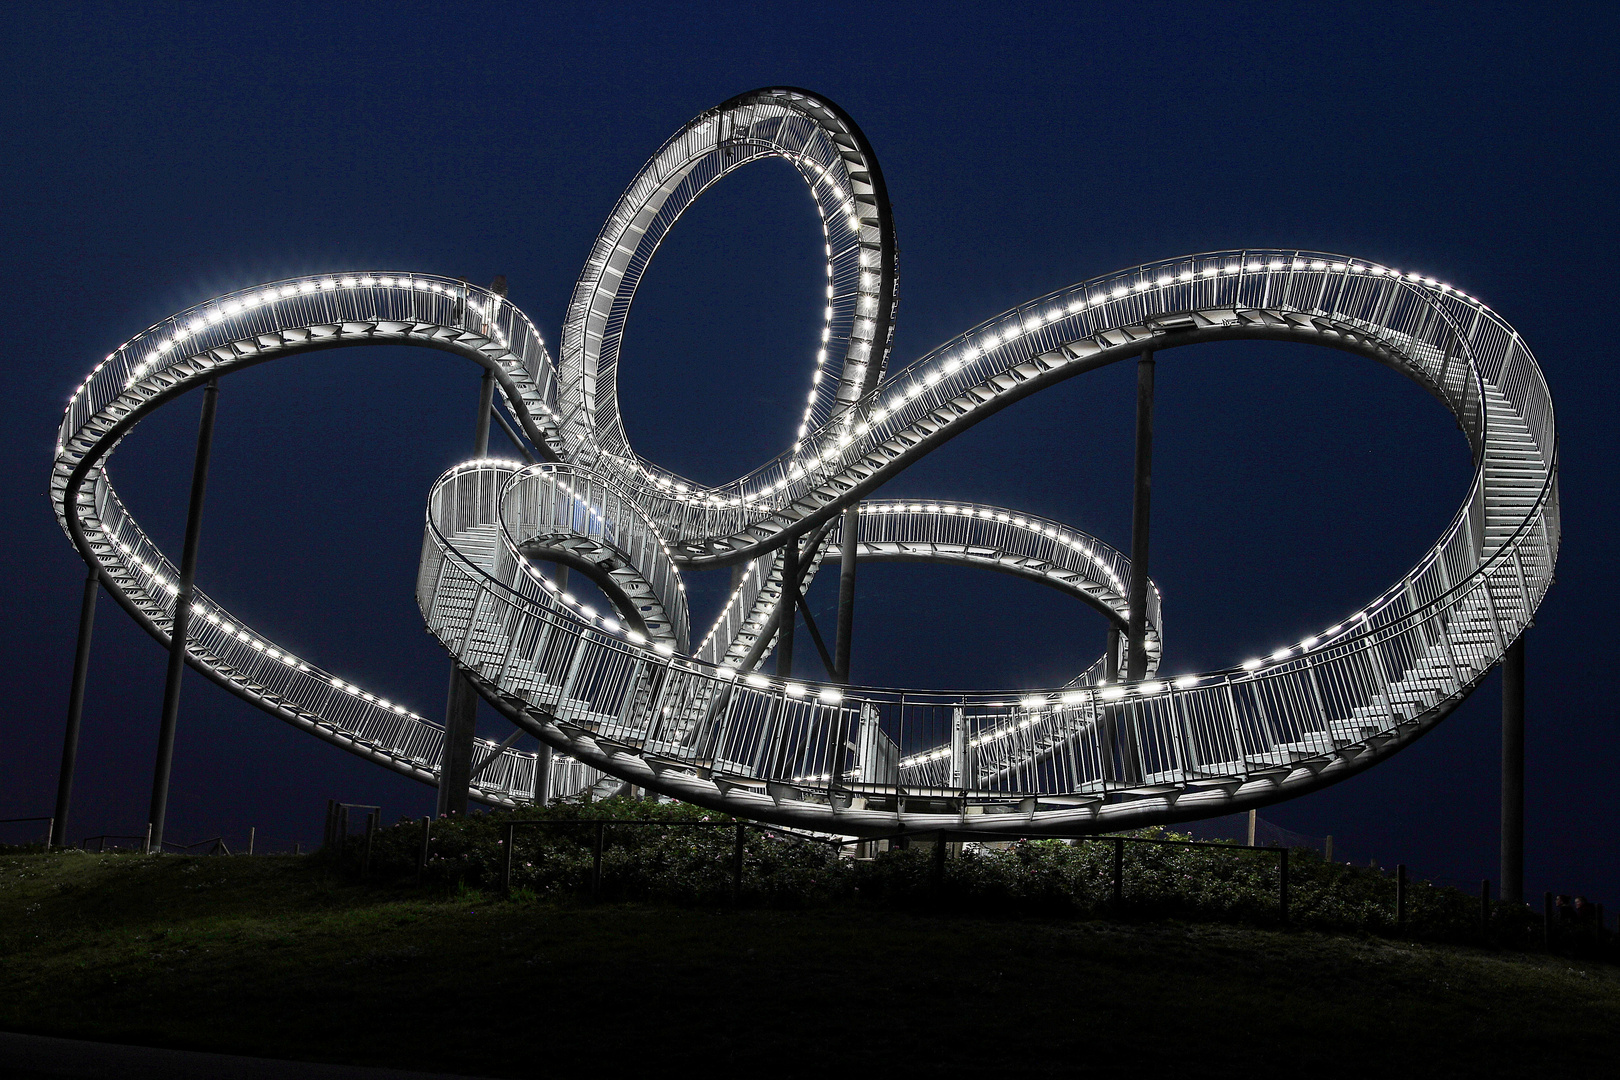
[4,840,1620,1078]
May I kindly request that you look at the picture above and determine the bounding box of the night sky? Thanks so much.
[4,5,1615,899]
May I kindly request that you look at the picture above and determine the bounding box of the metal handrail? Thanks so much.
[555,250,1508,563]
[50,89,1556,834]
[412,240,1555,830]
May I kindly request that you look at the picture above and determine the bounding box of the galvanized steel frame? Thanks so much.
[49,89,1557,833]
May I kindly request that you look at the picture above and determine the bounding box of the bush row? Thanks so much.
[326,798,1594,953]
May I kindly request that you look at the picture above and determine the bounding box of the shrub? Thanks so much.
[322,808,1603,955]
[328,798,849,907]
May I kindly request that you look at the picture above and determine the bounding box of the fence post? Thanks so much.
[1279,848,1289,924]
[591,821,605,898]
[338,806,350,862]
[417,816,431,882]
[362,814,376,878]
[1480,879,1491,939]
[143,822,153,855]
[1324,834,1332,863]
[501,822,514,895]
[732,822,745,904]
[248,826,255,856]
[1113,837,1125,912]
[1396,864,1407,931]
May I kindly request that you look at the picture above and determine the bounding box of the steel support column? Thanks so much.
[51,566,100,849]
[148,377,219,852]
[532,740,553,806]
[1126,351,1154,681]
[1501,633,1525,903]
[778,538,799,680]
[438,366,497,817]
[473,369,495,457]
[833,506,859,683]
[1104,352,1154,786]
[436,669,478,817]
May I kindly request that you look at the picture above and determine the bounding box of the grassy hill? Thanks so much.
[3,849,1619,1077]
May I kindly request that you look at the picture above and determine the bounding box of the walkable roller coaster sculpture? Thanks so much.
[52,88,1559,840]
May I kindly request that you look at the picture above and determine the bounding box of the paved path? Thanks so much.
[0,1031,496,1079]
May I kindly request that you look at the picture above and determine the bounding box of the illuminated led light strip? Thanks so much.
[555,89,893,521]
[481,462,691,650]
[854,501,1139,599]
[68,275,561,443]
[466,251,1500,694]
[607,254,1502,539]
[105,534,432,724]
[51,89,1553,824]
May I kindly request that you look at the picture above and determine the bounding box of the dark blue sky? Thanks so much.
[4,4,1615,897]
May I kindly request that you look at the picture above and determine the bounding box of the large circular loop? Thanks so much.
[556,87,898,490]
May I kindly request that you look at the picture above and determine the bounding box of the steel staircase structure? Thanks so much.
[51,88,1557,835]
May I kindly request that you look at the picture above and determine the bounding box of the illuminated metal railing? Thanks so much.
[558,88,896,475]
[51,88,1557,830]
[566,252,1507,566]
[837,499,1160,677]
[499,462,690,653]
[690,498,1161,677]
[52,278,570,805]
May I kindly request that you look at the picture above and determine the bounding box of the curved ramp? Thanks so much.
[52,88,1558,832]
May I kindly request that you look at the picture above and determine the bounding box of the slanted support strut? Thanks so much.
[473,368,495,457]
[1501,633,1525,903]
[148,376,220,852]
[436,671,479,817]
[778,537,799,680]
[834,505,859,683]
[532,739,553,806]
[1102,351,1154,786]
[1125,350,1154,681]
[439,356,500,817]
[52,565,101,849]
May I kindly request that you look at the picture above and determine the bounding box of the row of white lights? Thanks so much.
[669,253,1488,524]
[722,547,812,660]
[858,501,1134,599]
[696,556,760,657]
[444,459,648,643]
[794,254,1496,681]
[889,612,1385,769]
[65,276,560,441]
[618,188,881,504]
[599,124,874,507]
[792,150,875,452]
[115,276,474,391]
[450,475,1408,766]
[106,538,446,722]
[66,246,1499,792]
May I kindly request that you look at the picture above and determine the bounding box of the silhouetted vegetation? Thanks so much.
[330,798,1597,955]
[5,844,1619,1076]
